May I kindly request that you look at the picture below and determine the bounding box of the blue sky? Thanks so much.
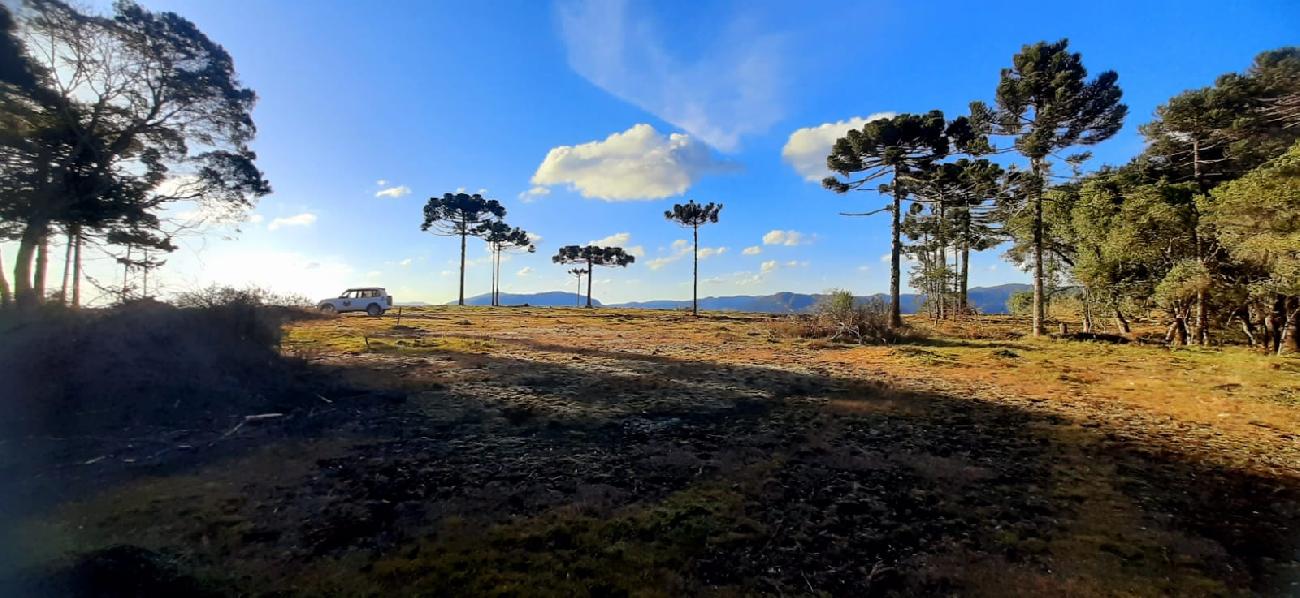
[34,0,1300,304]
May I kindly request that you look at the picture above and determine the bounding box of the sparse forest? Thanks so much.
[1,1,1299,596]
[822,40,1299,353]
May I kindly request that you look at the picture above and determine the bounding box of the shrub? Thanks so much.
[173,284,311,309]
[772,290,915,345]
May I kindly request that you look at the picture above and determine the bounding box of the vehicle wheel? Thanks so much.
[319,304,336,314]
[366,304,382,317]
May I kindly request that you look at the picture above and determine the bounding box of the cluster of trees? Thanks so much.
[0,1,269,308]
[825,40,1299,352]
[420,192,533,306]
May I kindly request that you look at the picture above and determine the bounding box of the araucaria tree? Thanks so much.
[664,200,722,316]
[551,245,635,308]
[567,268,588,306]
[477,220,534,306]
[420,192,506,305]
[974,39,1127,336]
[1,0,269,307]
[824,111,967,328]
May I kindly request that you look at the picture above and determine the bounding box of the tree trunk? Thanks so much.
[457,231,466,306]
[888,176,904,328]
[1191,136,1209,345]
[1031,159,1046,336]
[0,246,11,307]
[13,222,44,307]
[1239,315,1257,347]
[492,247,500,306]
[71,229,81,308]
[34,232,49,302]
[121,245,131,302]
[1114,305,1131,335]
[60,229,73,305]
[692,224,699,317]
[1082,287,1094,333]
[585,258,593,308]
[1171,313,1188,346]
[575,273,582,306]
[1265,295,1285,355]
[1284,296,1299,354]
[959,237,970,315]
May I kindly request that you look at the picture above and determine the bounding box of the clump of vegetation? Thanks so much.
[774,290,917,345]
[173,284,312,309]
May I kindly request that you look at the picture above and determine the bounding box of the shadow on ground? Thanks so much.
[2,315,1298,596]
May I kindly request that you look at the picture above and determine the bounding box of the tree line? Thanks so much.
[824,40,1299,352]
[0,0,269,308]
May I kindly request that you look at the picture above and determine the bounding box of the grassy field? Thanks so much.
[5,306,1299,596]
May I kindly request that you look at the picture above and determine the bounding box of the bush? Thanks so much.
[173,284,311,309]
[772,289,915,345]
[0,299,314,438]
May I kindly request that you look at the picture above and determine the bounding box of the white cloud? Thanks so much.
[590,232,632,246]
[784,260,808,268]
[742,245,761,255]
[760,260,778,274]
[247,214,264,224]
[375,185,412,198]
[518,186,551,202]
[857,264,871,272]
[531,124,734,201]
[517,266,534,276]
[647,241,725,270]
[556,0,787,151]
[267,212,317,231]
[399,258,413,267]
[782,112,896,182]
[586,231,645,257]
[376,179,388,186]
[762,229,810,246]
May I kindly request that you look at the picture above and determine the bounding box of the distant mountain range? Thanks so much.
[453,291,602,307]
[448,284,1029,314]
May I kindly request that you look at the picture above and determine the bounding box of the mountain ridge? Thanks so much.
[448,283,1029,314]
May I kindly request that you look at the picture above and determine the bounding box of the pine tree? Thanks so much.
[664,200,723,316]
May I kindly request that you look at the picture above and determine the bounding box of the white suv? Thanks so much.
[318,287,392,316]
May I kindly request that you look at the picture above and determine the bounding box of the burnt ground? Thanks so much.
[2,307,1299,596]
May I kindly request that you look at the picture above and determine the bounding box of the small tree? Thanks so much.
[567,267,587,306]
[552,245,635,308]
[477,220,534,306]
[663,200,723,316]
[420,192,506,305]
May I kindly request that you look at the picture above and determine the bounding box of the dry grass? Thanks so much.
[8,305,1298,596]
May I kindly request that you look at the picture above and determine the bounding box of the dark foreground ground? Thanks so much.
[1,306,1298,596]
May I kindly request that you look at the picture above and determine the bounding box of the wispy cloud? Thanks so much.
[742,245,761,255]
[517,266,534,276]
[782,113,896,182]
[267,212,317,231]
[556,0,787,151]
[762,229,811,246]
[646,240,726,270]
[375,184,412,198]
[531,124,733,201]
[518,186,551,202]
